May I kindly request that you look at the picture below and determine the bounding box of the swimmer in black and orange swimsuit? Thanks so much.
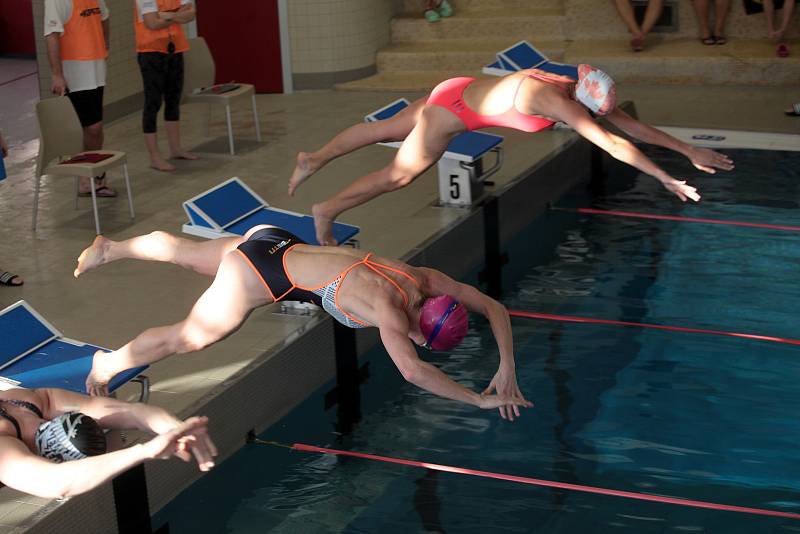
[288,64,734,245]
[74,226,533,421]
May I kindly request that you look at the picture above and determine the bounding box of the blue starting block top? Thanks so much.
[0,301,145,393]
[482,40,578,80]
[365,99,503,164]
[182,177,360,245]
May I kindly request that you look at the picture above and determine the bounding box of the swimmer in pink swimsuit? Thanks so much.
[289,64,734,245]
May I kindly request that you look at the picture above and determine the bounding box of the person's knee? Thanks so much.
[383,166,416,191]
[175,326,213,354]
[84,122,103,143]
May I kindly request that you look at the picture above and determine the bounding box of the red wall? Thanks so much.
[0,0,36,56]
[196,0,283,93]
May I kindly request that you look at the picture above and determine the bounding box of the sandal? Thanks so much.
[701,36,716,45]
[777,43,790,57]
[0,271,23,286]
[714,35,727,45]
[78,185,117,198]
[785,103,800,116]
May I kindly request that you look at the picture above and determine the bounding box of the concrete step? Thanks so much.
[394,0,563,16]
[566,39,800,86]
[391,9,565,42]
[376,39,565,73]
[335,70,470,92]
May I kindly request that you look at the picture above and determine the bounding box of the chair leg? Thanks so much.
[75,176,80,209]
[251,94,262,143]
[32,174,41,230]
[90,175,101,235]
[225,104,235,155]
[123,163,135,219]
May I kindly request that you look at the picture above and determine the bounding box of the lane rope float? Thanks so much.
[508,310,800,346]
[554,207,800,233]
[250,439,800,521]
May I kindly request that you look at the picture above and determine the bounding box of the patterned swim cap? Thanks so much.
[575,64,617,116]
[419,295,468,351]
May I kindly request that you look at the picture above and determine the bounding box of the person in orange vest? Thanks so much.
[44,0,116,197]
[135,0,197,172]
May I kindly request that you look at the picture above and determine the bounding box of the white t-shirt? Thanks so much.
[43,0,109,92]
[135,0,191,22]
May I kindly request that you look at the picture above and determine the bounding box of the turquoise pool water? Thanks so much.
[156,148,800,533]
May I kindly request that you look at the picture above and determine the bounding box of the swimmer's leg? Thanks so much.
[75,231,245,278]
[311,104,462,245]
[86,251,270,396]
[288,98,426,196]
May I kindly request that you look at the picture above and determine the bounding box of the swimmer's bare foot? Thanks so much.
[150,155,176,172]
[170,150,200,160]
[288,152,318,196]
[74,235,111,278]
[311,203,337,246]
[86,350,115,396]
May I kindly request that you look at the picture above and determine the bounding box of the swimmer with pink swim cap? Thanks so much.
[291,60,733,246]
[76,226,531,419]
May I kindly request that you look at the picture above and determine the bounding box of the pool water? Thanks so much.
[155,148,800,533]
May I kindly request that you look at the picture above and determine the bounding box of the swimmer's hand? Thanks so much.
[477,392,533,419]
[483,369,532,421]
[143,416,218,471]
[659,177,700,202]
[688,147,734,174]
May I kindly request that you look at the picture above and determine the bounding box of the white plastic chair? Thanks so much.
[34,97,134,234]
[183,37,262,155]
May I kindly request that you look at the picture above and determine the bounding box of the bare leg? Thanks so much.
[612,0,644,48]
[641,0,665,35]
[79,122,115,194]
[86,252,269,395]
[74,231,244,278]
[311,105,462,245]
[145,132,176,172]
[165,120,199,160]
[776,1,796,41]
[714,0,731,41]
[288,98,426,196]
[692,0,712,39]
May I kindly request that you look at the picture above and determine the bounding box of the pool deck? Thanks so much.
[0,79,797,532]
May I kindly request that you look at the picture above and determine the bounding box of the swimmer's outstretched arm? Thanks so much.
[553,99,701,202]
[418,268,529,420]
[0,417,212,498]
[376,303,531,417]
[604,108,734,174]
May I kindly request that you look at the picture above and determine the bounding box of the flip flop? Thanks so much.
[701,36,716,45]
[785,103,800,116]
[78,185,117,198]
[437,0,453,17]
[630,36,644,52]
[0,272,23,286]
[777,43,790,57]
[714,35,727,45]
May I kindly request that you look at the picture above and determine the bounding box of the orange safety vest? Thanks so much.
[134,0,190,54]
[60,0,107,61]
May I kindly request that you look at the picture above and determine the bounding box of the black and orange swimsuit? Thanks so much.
[236,227,420,328]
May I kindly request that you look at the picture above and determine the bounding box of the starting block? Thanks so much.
[482,40,578,79]
[365,99,503,207]
[0,300,149,399]
[181,177,360,246]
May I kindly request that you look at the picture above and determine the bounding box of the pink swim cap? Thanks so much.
[419,295,468,351]
[576,64,617,116]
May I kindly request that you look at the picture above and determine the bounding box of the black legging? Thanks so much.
[137,52,184,134]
